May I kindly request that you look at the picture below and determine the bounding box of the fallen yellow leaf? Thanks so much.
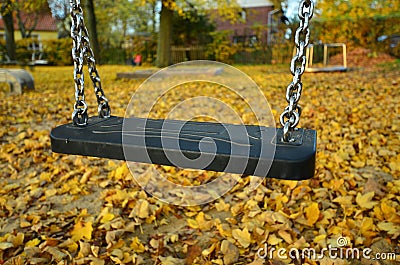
[377,222,399,235]
[267,234,282,245]
[187,218,198,229]
[129,199,150,219]
[356,192,378,209]
[100,212,115,224]
[71,221,93,241]
[25,238,41,247]
[232,227,251,248]
[305,202,320,226]
[332,196,353,206]
[0,242,14,250]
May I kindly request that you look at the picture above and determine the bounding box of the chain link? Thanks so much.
[280,0,314,142]
[70,0,110,126]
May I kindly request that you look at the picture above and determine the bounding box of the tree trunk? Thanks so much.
[3,11,16,61]
[16,10,27,38]
[85,0,101,64]
[152,2,157,34]
[156,0,173,67]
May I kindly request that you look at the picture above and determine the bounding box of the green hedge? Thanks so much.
[0,38,73,65]
[1,38,129,65]
[101,48,127,65]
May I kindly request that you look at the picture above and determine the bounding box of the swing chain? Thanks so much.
[70,0,111,126]
[280,0,314,142]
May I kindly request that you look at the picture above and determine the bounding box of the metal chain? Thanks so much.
[70,0,110,126]
[280,0,314,142]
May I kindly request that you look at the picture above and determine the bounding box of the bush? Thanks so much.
[0,38,72,65]
[15,39,32,63]
[42,39,73,66]
[124,35,157,66]
[206,30,238,64]
[390,44,400,58]
[0,39,7,61]
[100,48,127,65]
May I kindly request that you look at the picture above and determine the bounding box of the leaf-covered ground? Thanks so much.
[0,55,399,264]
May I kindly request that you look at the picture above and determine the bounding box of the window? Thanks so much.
[238,9,247,22]
[249,35,258,47]
[233,35,246,45]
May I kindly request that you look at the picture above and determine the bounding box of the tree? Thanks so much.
[49,0,101,61]
[1,1,16,60]
[317,0,400,19]
[313,0,400,51]
[84,0,101,63]
[172,10,215,46]
[48,0,71,38]
[269,0,288,11]
[156,0,173,67]
[155,0,242,67]
[14,0,49,38]
[94,0,154,47]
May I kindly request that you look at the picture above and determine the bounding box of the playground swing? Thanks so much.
[50,0,317,181]
[305,43,347,73]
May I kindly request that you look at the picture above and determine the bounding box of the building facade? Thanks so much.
[0,11,58,41]
[213,0,274,45]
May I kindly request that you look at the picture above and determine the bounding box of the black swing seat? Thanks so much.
[50,116,316,180]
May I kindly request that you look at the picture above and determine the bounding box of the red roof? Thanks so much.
[0,11,57,32]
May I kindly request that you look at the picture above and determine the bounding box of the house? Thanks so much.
[213,0,274,45]
[0,8,58,41]
[0,7,57,63]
